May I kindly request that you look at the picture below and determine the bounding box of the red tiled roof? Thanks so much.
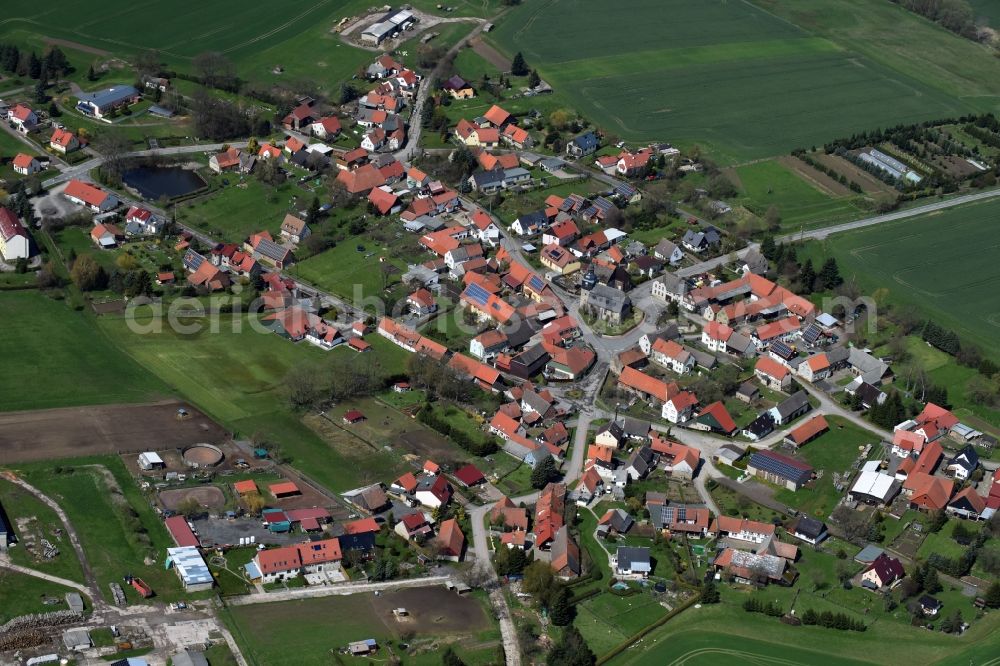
[343,517,380,535]
[269,481,300,496]
[454,464,486,487]
[164,515,199,548]
[234,480,258,494]
[755,356,789,380]
[483,104,511,127]
[788,414,829,446]
[64,179,110,207]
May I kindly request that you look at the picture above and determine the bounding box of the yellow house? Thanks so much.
[540,244,581,275]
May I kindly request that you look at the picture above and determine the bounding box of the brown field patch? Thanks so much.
[722,167,743,192]
[159,485,227,511]
[778,155,852,197]
[813,153,896,196]
[372,587,490,634]
[43,37,111,56]
[468,36,510,72]
[0,401,228,465]
[395,430,462,467]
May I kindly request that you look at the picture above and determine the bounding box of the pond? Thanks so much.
[122,166,206,200]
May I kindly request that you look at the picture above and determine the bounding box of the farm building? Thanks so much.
[233,480,258,495]
[343,410,366,424]
[269,481,301,498]
[746,450,813,490]
[164,515,199,548]
[361,9,415,44]
[166,546,214,592]
[138,452,165,470]
[75,85,140,119]
[63,179,118,212]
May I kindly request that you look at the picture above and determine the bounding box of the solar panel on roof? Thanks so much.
[529,275,544,291]
[750,451,810,482]
[464,283,489,306]
[770,341,794,358]
[802,324,822,344]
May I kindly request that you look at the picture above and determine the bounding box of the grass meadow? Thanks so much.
[488,0,1000,162]
[797,197,1000,364]
[732,160,864,230]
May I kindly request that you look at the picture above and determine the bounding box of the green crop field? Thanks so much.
[0,0,378,94]
[488,0,1000,162]
[797,197,1000,362]
[0,292,170,412]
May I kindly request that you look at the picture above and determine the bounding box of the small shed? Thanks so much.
[269,481,301,498]
[736,382,759,404]
[343,410,366,424]
[65,592,84,613]
[348,639,378,655]
[138,452,165,471]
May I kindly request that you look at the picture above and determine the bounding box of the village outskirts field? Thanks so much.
[0,0,1000,663]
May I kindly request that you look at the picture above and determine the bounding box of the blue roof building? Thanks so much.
[566,131,600,157]
[76,85,140,119]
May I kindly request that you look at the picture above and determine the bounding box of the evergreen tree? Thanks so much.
[923,566,942,594]
[33,79,46,103]
[528,69,541,88]
[546,625,595,666]
[801,608,818,625]
[700,581,720,604]
[760,235,777,260]
[549,585,573,626]
[818,257,843,289]
[28,51,41,79]
[306,196,320,225]
[87,64,97,81]
[530,456,558,489]
[800,258,816,292]
[511,51,529,77]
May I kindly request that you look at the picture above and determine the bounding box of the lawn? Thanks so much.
[487,0,1000,162]
[289,231,413,304]
[607,586,1000,666]
[0,478,86,583]
[0,291,170,412]
[175,176,306,241]
[732,160,863,230]
[0,570,82,623]
[774,416,877,519]
[916,518,979,561]
[575,591,668,658]
[796,197,1000,366]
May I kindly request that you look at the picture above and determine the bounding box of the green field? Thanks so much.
[175,177,304,242]
[13,457,187,601]
[0,292,169,411]
[0,570,81,623]
[607,591,1000,666]
[732,160,864,229]
[488,0,1000,162]
[797,197,1000,364]
[0,478,86,583]
[969,0,1000,27]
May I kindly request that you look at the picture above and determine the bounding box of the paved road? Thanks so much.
[394,20,488,163]
[777,187,1000,242]
[0,557,92,597]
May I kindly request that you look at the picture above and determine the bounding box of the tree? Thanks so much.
[34,79,46,103]
[522,561,557,605]
[306,196,321,225]
[700,581,720,604]
[760,235,777,260]
[549,585,573,625]
[94,129,133,176]
[193,51,237,89]
[177,497,202,518]
[70,255,107,291]
[442,647,467,666]
[818,257,843,290]
[28,51,41,79]
[546,625,595,666]
[799,258,816,292]
[530,456,559,489]
[87,64,97,81]
[511,51,529,77]
[923,566,942,594]
[928,509,948,534]
[764,205,781,231]
[983,580,1000,608]
[801,608,818,625]
[528,69,541,88]
[340,83,359,104]
[244,492,265,516]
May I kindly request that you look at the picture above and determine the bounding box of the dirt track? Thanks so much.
[0,401,228,465]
